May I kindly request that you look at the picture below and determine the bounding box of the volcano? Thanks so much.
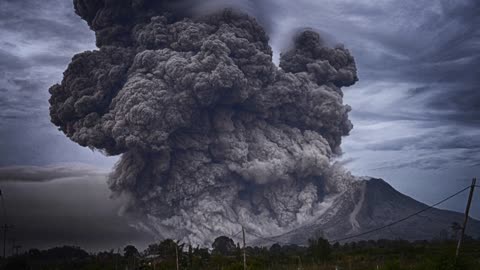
[252,177,480,245]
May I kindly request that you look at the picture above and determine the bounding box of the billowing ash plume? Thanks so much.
[49,0,358,245]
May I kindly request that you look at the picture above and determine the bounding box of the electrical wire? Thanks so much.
[330,185,472,243]
[240,185,473,246]
[244,229,297,246]
[231,229,243,238]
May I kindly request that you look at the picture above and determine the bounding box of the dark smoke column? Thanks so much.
[49,0,358,245]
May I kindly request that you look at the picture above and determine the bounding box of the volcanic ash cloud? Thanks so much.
[49,0,358,245]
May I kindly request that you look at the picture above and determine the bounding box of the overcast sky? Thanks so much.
[0,0,479,252]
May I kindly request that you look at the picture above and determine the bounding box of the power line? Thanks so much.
[244,229,294,246]
[219,229,243,241]
[211,229,244,243]
[241,221,317,247]
[240,185,473,246]
[244,184,472,246]
[330,185,472,243]
[232,229,243,238]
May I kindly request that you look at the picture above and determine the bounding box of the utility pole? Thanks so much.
[242,226,247,270]
[175,241,179,270]
[456,177,477,258]
[10,238,16,257]
[1,188,13,259]
[2,224,13,258]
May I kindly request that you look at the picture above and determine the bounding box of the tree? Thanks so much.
[270,243,282,253]
[307,237,331,263]
[146,239,177,258]
[123,245,139,269]
[212,236,236,256]
[44,246,89,260]
[27,248,41,257]
[123,245,139,258]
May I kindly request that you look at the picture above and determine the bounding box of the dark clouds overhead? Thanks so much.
[296,0,480,174]
[351,0,480,125]
[0,0,475,169]
[0,0,119,168]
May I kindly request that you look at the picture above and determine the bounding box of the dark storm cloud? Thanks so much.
[373,148,480,171]
[366,132,480,152]
[426,85,480,123]
[1,0,475,168]
[308,0,480,179]
[348,122,480,171]
[11,79,41,93]
[0,77,46,120]
[0,164,107,182]
[0,0,93,53]
[355,0,480,125]
[0,0,94,93]
[0,0,100,167]
[246,0,480,139]
[0,17,90,43]
[0,49,28,72]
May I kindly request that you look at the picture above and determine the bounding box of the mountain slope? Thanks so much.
[253,178,480,245]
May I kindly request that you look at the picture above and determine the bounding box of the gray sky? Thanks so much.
[0,0,479,251]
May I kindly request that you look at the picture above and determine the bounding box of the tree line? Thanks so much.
[2,236,480,270]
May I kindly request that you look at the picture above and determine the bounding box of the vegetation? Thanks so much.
[1,237,479,270]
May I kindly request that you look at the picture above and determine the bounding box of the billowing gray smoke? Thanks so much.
[49,0,358,245]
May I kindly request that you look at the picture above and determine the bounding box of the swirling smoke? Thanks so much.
[49,0,358,245]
